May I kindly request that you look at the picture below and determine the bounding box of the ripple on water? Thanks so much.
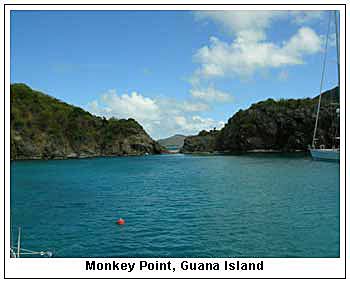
[11,154,339,257]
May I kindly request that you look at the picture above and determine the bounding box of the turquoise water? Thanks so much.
[11,154,339,258]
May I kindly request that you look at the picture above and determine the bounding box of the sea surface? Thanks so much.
[10,153,340,258]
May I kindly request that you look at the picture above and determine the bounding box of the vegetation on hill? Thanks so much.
[157,134,187,149]
[11,83,163,159]
[180,130,219,153]
[181,87,339,153]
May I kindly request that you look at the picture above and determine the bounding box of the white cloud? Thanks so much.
[174,115,225,133]
[87,89,223,139]
[290,11,325,25]
[195,10,325,34]
[193,27,321,80]
[194,11,285,36]
[94,89,160,122]
[283,27,322,55]
[190,85,233,103]
[192,11,324,82]
[180,101,210,112]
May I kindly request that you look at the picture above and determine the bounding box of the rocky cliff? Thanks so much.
[180,130,219,153]
[11,83,163,160]
[181,87,339,153]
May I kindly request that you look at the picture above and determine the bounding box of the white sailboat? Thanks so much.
[310,11,340,162]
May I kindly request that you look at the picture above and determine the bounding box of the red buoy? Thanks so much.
[116,218,125,225]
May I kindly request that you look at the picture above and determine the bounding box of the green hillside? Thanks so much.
[11,83,163,159]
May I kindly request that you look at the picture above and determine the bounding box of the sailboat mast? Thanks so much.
[312,11,332,148]
[334,10,340,88]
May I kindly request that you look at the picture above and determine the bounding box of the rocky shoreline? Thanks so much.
[12,152,155,161]
[180,149,307,155]
[181,87,339,154]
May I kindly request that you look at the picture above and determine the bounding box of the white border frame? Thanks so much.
[2,1,347,279]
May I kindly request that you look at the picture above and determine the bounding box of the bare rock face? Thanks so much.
[11,84,164,160]
[181,87,339,153]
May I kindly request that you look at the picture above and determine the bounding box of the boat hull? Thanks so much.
[310,149,340,161]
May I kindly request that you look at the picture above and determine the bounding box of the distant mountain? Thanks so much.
[11,83,164,160]
[157,134,187,149]
[181,87,339,153]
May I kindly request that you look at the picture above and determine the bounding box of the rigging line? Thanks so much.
[17,226,21,258]
[333,11,340,143]
[16,248,42,253]
[16,252,48,255]
[312,11,332,148]
[334,11,340,143]
[334,10,340,89]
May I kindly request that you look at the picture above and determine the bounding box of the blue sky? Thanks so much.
[11,10,338,139]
